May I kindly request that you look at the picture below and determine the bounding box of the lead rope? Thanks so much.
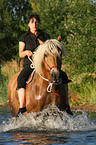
[28,56,53,92]
[28,56,35,69]
[35,72,54,92]
[28,56,62,92]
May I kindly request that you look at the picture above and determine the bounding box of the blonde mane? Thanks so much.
[32,39,66,73]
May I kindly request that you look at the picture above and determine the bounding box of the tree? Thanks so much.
[30,0,72,40]
[0,0,32,61]
[63,0,96,74]
[31,0,96,74]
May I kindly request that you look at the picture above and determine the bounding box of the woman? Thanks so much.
[16,13,73,117]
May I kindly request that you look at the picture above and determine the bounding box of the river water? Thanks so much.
[0,105,96,145]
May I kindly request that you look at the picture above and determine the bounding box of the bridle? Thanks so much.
[28,56,62,92]
[43,55,57,71]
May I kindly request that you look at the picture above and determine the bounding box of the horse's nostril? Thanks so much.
[51,73,60,83]
[51,73,53,77]
[50,68,60,83]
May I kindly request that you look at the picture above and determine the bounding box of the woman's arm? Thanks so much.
[19,41,33,58]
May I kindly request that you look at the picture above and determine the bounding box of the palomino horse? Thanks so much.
[7,39,66,117]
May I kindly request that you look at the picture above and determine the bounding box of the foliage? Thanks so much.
[0,73,8,104]
[0,0,32,61]
[30,0,72,39]
[68,72,96,105]
[1,57,23,80]
[0,0,96,106]
[0,58,23,104]
[1,0,96,74]
[30,0,96,106]
[30,0,96,75]
[63,0,96,74]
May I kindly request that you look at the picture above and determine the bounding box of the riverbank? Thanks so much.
[72,104,96,112]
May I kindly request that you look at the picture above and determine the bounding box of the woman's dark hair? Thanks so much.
[28,13,40,23]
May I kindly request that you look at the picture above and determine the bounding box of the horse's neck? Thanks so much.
[31,71,49,86]
[26,72,49,102]
[26,70,51,100]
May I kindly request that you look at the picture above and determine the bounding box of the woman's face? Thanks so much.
[28,18,39,32]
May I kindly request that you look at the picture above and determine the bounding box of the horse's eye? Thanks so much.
[44,54,47,57]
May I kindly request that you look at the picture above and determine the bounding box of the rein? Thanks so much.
[28,56,62,92]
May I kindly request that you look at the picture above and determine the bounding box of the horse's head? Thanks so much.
[43,48,61,83]
[33,39,66,83]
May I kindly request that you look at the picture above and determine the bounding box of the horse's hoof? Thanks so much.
[15,107,27,117]
[64,104,74,116]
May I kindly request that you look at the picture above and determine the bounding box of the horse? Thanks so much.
[7,39,67,117]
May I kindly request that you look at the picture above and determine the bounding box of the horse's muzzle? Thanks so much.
[50,68,60,83]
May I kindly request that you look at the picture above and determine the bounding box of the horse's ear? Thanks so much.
[38,38,44,45]
[57,35,61,41]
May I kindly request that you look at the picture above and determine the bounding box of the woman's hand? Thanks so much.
[26,50,33,57]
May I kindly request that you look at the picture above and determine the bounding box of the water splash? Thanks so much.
[0,105,96,132]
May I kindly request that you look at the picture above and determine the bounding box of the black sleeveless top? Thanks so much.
[19,29,50,66]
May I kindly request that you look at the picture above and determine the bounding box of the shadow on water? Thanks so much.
[0,105,96,145]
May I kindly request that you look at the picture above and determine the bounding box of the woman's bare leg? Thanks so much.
[15,88,26,117]
[18,88,26,108]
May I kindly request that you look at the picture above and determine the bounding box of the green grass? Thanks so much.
[0,74,8,104]
[68,73,96,106]
[0,58,23,105]
[62,61,96,106]
[77,80,96,104]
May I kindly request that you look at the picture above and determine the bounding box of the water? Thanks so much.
[0,105,96,145]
